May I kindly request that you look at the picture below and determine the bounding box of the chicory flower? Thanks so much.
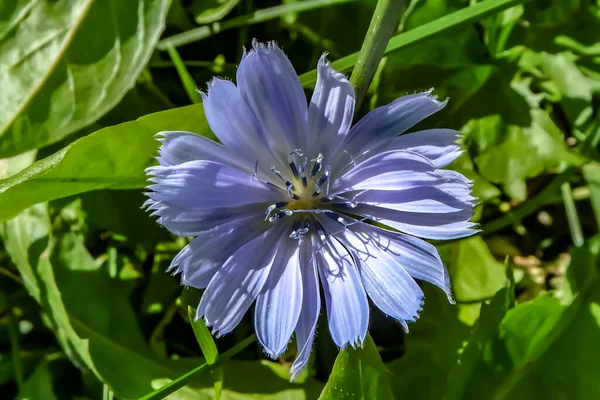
[145,40,476,378]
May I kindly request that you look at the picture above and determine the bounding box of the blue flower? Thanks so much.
[145,40,477,378]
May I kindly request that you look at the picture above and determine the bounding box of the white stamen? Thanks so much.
[341,150,357,174]
[310,153,323,177]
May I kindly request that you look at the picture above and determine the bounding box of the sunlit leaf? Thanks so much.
[0,0,171,157]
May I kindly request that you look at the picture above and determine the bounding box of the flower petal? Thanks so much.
[332,150,441,193]
[197,226,284,336]
[352,223,453,303]
[332,90,447,168]
[255,241,303,358]
[353,203,477,240]
[290,237,321,380]
[353,186,473,214]
[202,79,283,173]
[169,215,268,289]
[147,203,265,237]
[237,41,308,156]
[146,160,282,212]
[382,129,463,168]
[317,237,369,347]
[308,56,355,157]
[341,229,425,329]
[156,131,248,171]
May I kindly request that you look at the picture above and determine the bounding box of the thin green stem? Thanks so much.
[397,0,420,33]
[158,0,355,50]
[350,0,405,110]
[0,265,22,284]
[139,334,256,400]
[149,60,236,70]
[8,306,24,392]
[166,45,202,104]
[298,0,532,87]
[482,168,576,234]
[561,182,585,247]
[237,0,252,61]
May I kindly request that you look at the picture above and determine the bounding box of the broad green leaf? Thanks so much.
[386,286,471,400]
[319,334,393,400]
[0,204,99,376]
[0,0,171,157]
[445,285,515,400]
[0,104,209,223]
[18,360,58,400]
[439,236,508,302]
[447,238,600,400]
[1,199,323,399]
[537,52,600,127]
[471,110,584,200]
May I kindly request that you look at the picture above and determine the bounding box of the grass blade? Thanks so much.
[187,306,219,364]
[188,307,222,399]
[139,334,256,400]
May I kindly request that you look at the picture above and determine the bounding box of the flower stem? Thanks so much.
[561,181,584,247]
[139,334,256,400]
[349,0,406,110]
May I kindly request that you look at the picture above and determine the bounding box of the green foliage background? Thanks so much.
[1,0,599,398]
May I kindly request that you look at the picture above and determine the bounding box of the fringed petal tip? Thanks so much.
[318,52,330,65]
[194,312,229,339]
[316,53,352,83]
[261,344,287,360]
[335,332,367,352]
[413,88,448,108]
[205,77,235,94]
[242,39,283,61]
[397,299,424,334]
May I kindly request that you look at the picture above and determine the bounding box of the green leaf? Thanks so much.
[534,52,600,128]
[445,284,515,400]
[1,200,323,399]
[439,237,508,303]
[297,0,532,87]
[319,334,393,400]
[0,104,210,224]
[446,238,600,400]
[187,306,218,364]
[18,360,58,400]
[0,204,99,376]
[386,286,471,400]
[0,0,171,157]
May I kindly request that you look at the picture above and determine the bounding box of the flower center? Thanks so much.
[262,149,338,240]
